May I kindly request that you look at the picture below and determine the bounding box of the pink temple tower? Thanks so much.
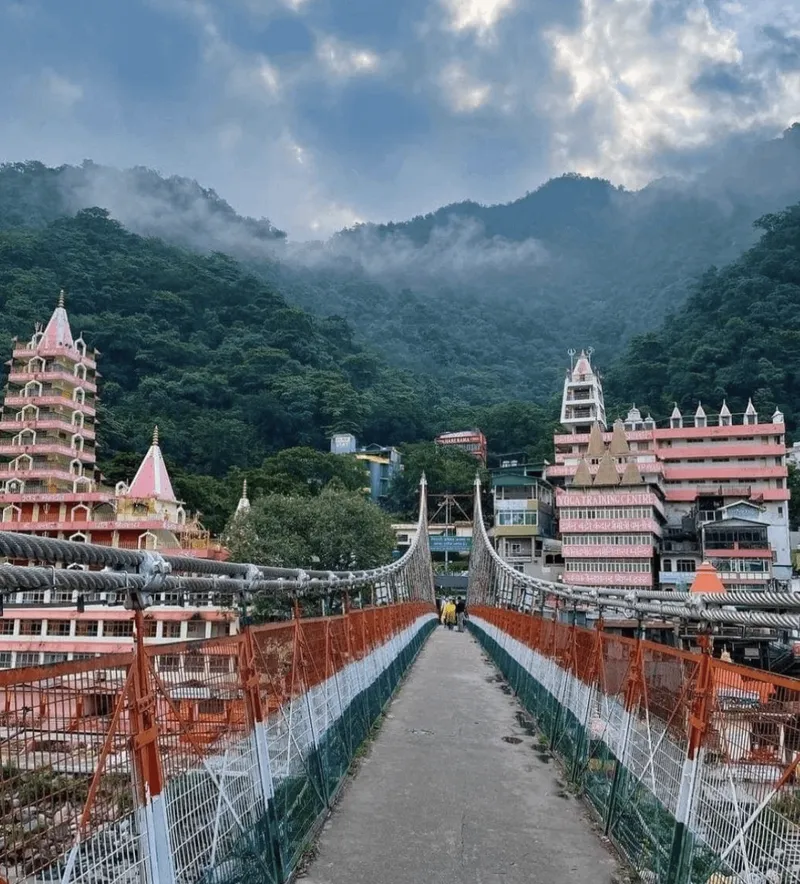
[0,295,232,670]
[0,291,110,532]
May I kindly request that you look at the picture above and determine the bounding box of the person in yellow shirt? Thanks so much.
[440,598,457,630]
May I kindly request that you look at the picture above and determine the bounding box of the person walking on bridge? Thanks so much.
[455,596,467,632]
[441,598,456,630]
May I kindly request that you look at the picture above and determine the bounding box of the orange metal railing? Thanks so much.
[0,601,435,884]
[471,606,800,884]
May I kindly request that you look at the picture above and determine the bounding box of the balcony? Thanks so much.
[13,346,96,369]
[0,418,96,439]
[717,572,772,583]
[8,369,97,393]
[658,572,694,586]
[665,466,785,481]
[0,443,94,460]
[0,465,93,485]
[0,489,112,502]
[564,573,654,587]
[703,542,771,553]
[658,443,785,461]
[0,519,183,533]
[4,395,96,416]
[562,544,654,558]
[564,407,595,420]
[559,518,662,534]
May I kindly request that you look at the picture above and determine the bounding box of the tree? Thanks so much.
[223,488,395,571]
[789,464,800,531]
[250,447,369,498]
[386,442,487,518]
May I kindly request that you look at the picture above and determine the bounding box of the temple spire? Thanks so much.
[40,290,74,349]
[560,346,606,433]
[236,479,251,515]
[587,423,605,459]
[126,426,177,501]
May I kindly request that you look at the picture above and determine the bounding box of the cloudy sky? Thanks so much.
[1,0,799,238]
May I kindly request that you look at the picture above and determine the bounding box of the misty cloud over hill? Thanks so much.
[2,125,800,403]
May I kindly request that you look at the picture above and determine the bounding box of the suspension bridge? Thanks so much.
[2,480,800,884]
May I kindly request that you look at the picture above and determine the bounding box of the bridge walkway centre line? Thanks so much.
[300,627,622,884]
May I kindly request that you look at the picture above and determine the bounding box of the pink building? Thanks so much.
[0,294,234,670]
[548,350,790,592]
[558,424,665,589]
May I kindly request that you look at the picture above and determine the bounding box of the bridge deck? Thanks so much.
[301,627,621,884]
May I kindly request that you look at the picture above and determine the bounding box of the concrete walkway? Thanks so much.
[301,627,621,884]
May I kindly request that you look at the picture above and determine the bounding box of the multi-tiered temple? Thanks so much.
[546,349,791,593]
[0,294,213,550]
[0,295,232,670]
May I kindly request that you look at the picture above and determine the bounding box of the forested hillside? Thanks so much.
[0,210,440,524]
[3,125,800,404]
[2,131,800,532]
[607,204,800,430]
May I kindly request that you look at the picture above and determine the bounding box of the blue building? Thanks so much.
[330,434,403,503]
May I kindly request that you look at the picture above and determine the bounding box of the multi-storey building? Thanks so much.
[488,461,561,580]
[434,429,488,466]
[548,349,791,591]
[560,348,607,433]
[0,294,233,669]
[557,423,665,589]
[330,433,402,503]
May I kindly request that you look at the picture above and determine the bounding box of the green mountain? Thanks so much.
[3,128,800,532]
[3,126,800,405]
[607,204,800,432]
[0,209,437,530]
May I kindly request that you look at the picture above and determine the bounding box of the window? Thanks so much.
[21,591,45,604]
[662,560,672,572]
[75,620,99,637]
[497,511,538,526]
[185,654,206,673]
[676,560,696,573]
[19,620,43,636]
[560,507,653,520]
[43,653,68,664]
[104,620,134,638]
[565,561,651,573]
[708,558,768,573]
[16,652,40,666]
[46,620,72,637]
[198,699,225,716]
[162,622,182,639]
[159,655,181,672]
[0,619,14,635]
[186,621,206,640]
[209,622,230,638]
[562,534,651,546]
[143,620,158,638]
[209,656,232,674]
[496,485,538,501]
[0,653,12,668]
